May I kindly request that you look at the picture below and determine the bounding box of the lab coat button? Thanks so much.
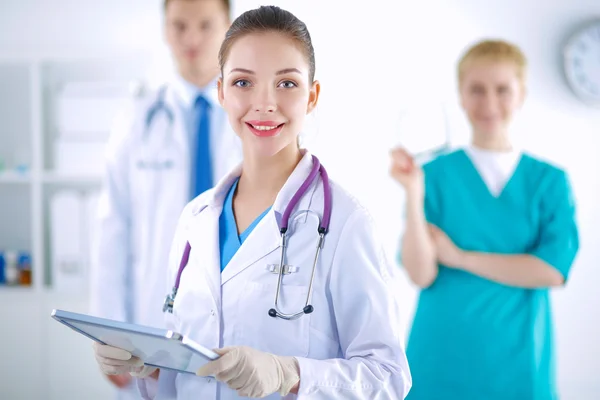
[210,309,215,316]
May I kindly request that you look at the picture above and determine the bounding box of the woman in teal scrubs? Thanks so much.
[390,40,579,399]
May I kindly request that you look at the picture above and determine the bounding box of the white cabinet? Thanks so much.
[0,55,154,399]
[0,291,44,400]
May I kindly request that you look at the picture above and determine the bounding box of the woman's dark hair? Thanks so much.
[218,6,316,82]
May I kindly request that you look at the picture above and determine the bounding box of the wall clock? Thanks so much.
[563,19,600,107]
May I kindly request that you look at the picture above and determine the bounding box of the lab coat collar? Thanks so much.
[199,163,243,212]
[222,150,318,285]
[170,74,220,110]
[191,150,319,286]
[271,150,316,227]
[198,149,316,216]
[155,75,221,164]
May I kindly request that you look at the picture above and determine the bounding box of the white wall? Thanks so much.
[0,0,598,399]
[0,0,162,55]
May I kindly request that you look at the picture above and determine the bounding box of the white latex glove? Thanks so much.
[93,342,157,378]
[196,346,300,398]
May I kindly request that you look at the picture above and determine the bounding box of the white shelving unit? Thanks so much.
[0,54,154,399]
[0,55,153,292]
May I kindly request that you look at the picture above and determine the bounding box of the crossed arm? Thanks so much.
[427,225,566,288]
[401,172,579,289]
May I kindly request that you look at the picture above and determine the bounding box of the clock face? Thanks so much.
[564,21,600,106]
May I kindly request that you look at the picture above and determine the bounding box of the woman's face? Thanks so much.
[460,60,525,140]
[218,31,320,158]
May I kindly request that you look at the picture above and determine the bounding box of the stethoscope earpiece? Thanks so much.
[268,305,314,319]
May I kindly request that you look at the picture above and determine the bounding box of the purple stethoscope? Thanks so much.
[163,155,333,321]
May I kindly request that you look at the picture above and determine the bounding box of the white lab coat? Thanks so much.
[89,82,241,398]
[137,151,412,399]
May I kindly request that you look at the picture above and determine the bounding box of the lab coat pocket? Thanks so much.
[237,282,310,358]
[129,144,185,210]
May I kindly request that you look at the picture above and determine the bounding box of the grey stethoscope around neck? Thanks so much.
[136,85,175,170]
[163,155,333,321]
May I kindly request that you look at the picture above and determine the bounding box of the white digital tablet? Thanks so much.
[51,309,219,375]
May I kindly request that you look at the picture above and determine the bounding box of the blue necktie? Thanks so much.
[193,95,213,198]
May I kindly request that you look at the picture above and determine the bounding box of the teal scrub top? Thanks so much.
[405,149,579,400]
[219,178,272,271]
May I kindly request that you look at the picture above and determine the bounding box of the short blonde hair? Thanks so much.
[457,39,528,85]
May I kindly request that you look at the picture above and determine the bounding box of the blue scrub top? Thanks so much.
[404,149,579,400]
[219,178,272,271]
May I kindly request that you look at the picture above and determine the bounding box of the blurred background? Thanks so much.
[0,0,598,398]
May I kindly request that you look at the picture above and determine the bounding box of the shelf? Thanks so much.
[0,286,89,298]
[0,184,33,289]
[41,185,99,288]
[0,64,33,174]
[42,287,90,301]
[0,171,31,184]
[42,172,102,185]
[40,57,151,172]
[0,285,36,294]
[0,50,158,399]
[0,185,31,250]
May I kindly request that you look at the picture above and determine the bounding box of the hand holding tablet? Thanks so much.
[51,309,219,375]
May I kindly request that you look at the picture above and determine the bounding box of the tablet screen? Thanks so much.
[54,311,217,374]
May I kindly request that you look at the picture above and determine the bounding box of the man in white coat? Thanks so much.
[89,0,240,398]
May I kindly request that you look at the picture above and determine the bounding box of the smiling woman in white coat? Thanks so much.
[92,5,412,399]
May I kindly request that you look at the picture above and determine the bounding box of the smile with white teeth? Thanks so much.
[250,124,282,131]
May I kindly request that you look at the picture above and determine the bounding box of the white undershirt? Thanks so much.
[464,145,522,197]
